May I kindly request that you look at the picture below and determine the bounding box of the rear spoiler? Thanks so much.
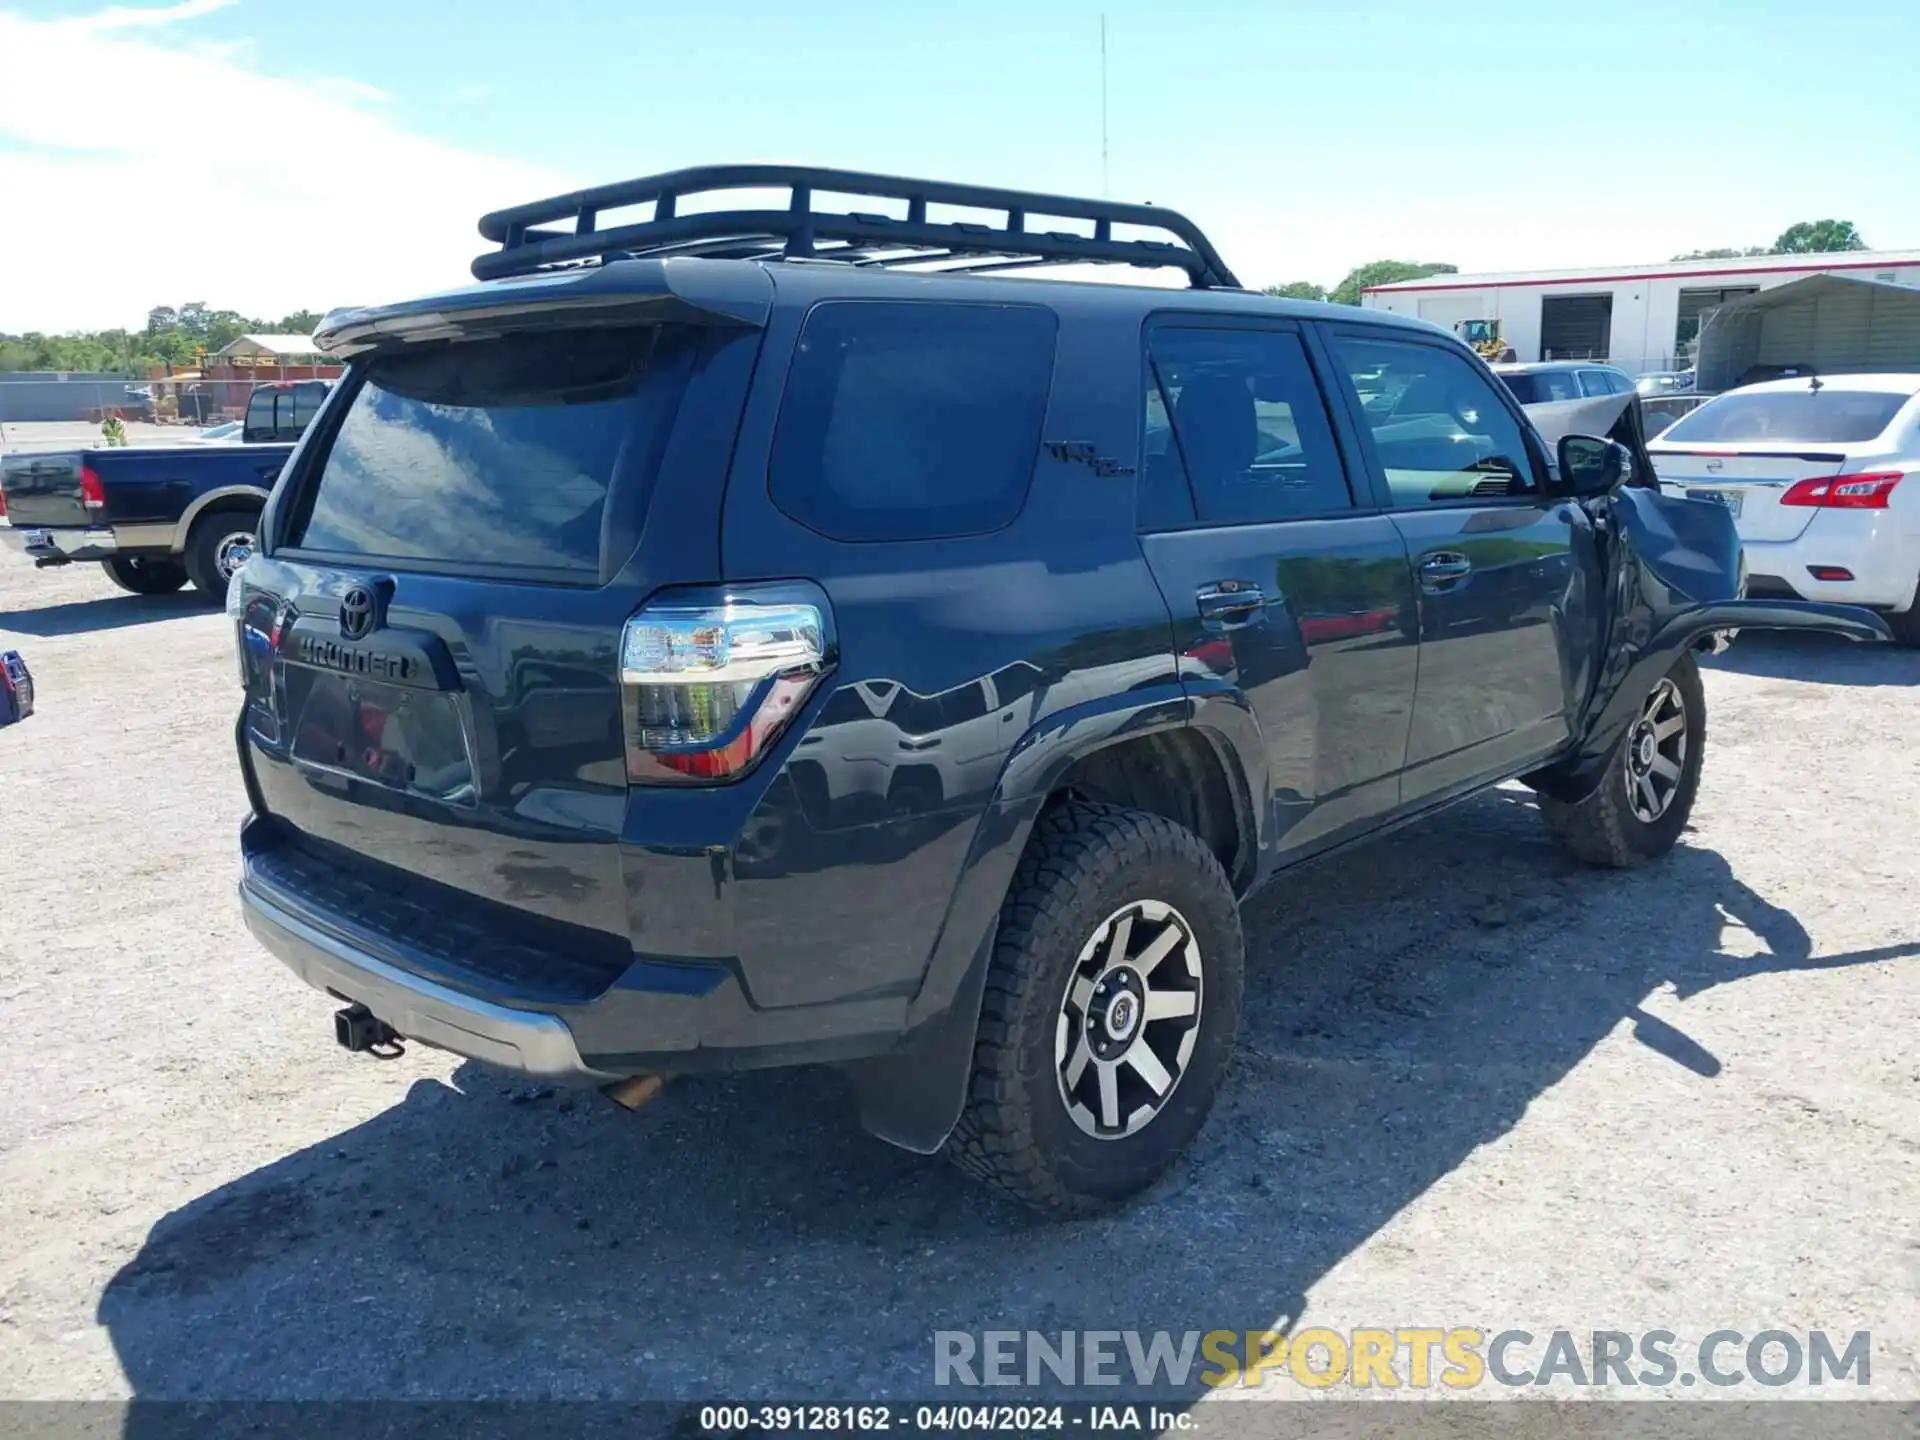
[313,259,772,359]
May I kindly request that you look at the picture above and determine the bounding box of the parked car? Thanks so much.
[0,380,329,600]
[226,165,1888,1216]
[1636,370,1696,396]
[1492,361,1636,405]
[1648,374,1920,644]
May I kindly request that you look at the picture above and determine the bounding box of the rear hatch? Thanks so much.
[1648,384,1913,543]
[0,452,90,529]
[1647,445,1855,542]
[237,266,767,994]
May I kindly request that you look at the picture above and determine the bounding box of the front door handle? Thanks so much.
[1196,582,1265,628]
[1418,551,1473,586]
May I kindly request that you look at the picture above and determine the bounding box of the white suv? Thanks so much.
[1647,374,1920,645]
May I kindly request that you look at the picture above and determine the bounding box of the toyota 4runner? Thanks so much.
[229,166,1889,1215]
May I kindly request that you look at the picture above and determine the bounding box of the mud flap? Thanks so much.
[841,926,995,1154]
[1528,483,1890,803]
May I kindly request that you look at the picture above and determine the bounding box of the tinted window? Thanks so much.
[1335,336,1538,506]
[1500,370,1581,404]
[1144,327,1351,525]
[1660,389,1911,445]
[770,301,1057,542]
[293,325,693,574]
[1578,370,1618,397]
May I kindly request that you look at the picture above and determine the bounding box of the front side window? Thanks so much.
[1333,336,1540,507]
[769,301,1058,542]
[1143,326,1352,526]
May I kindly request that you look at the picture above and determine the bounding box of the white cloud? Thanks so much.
[0,3,568,332]
[65,0,240,31]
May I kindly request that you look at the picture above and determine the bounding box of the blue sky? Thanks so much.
[3,0,1917,330]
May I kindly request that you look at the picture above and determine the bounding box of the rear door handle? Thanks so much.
[1418,551,1473,585]
[1196,582,1265,628]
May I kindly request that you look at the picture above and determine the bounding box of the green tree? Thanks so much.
[1329,260,1458,307]
[1,299,328,375]
[1263,281,1328,302]
[1771,219,1866,255]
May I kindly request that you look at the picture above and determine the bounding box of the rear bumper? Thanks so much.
[238,820,918,1081]
[0,520,175,563]
[1738,514,1920,612]
[242,879,615,1082]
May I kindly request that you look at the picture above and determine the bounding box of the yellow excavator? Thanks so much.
[1454,318,1518,363]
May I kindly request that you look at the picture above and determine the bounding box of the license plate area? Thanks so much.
[1689,488,1742,517]
[285,670,477,806]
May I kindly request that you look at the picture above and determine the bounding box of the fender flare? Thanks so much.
[171,485,271,552]
[842,681,1266,1153]
[1529,598,1890,802]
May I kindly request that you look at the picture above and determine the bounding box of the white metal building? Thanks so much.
[1360,249,1920,376]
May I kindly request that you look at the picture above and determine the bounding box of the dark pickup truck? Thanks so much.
[0,379,327,600]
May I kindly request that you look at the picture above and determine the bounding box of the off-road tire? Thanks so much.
[944,801,1245,1216]
[100,555,189,596]
[182,506,261,603]
[1542,653,1706,868]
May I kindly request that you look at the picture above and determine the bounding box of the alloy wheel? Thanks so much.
[1623,677,1688,823]
[1055,899,1205,1140]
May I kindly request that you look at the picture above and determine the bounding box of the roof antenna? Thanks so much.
[1809,373,1823,391]
[1099,14,1110,198]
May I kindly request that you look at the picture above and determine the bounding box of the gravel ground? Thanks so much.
[0,421,223,452]
[1,555,1916,1420]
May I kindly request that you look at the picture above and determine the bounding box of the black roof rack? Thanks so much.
[471,164,1240,289]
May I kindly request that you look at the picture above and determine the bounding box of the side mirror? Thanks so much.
[1558,434,1634,496]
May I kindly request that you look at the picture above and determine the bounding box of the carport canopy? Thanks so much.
[1695,273,1920,393]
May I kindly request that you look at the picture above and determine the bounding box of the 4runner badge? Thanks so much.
[1045,441,1135,478]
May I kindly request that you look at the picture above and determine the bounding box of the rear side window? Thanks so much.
[769,301,1057,542]
[1660,389,1911,445]
[1144,326,1351,525]
[1500,370,1582,404]
[291,326,693,575]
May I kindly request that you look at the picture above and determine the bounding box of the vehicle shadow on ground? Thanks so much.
[1704,630,1920,687]
[98,788,1916,1416]
[0,590,208,638]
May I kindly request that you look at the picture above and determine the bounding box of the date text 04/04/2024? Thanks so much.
[697,1405,1195,1434]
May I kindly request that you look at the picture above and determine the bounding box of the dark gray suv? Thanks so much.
[227,166,1888,1215]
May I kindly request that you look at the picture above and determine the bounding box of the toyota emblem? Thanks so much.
[339,586,378,641]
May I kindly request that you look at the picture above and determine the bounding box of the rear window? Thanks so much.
[244,381,330,443]
[292,326,692,574]
[769,300,1057,542]
[1661,388,1911,445]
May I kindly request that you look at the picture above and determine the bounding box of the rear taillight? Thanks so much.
[1780,471,1903,509]
[619,598,831,785]
[79,465,106,510]
[0,481,8,519]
